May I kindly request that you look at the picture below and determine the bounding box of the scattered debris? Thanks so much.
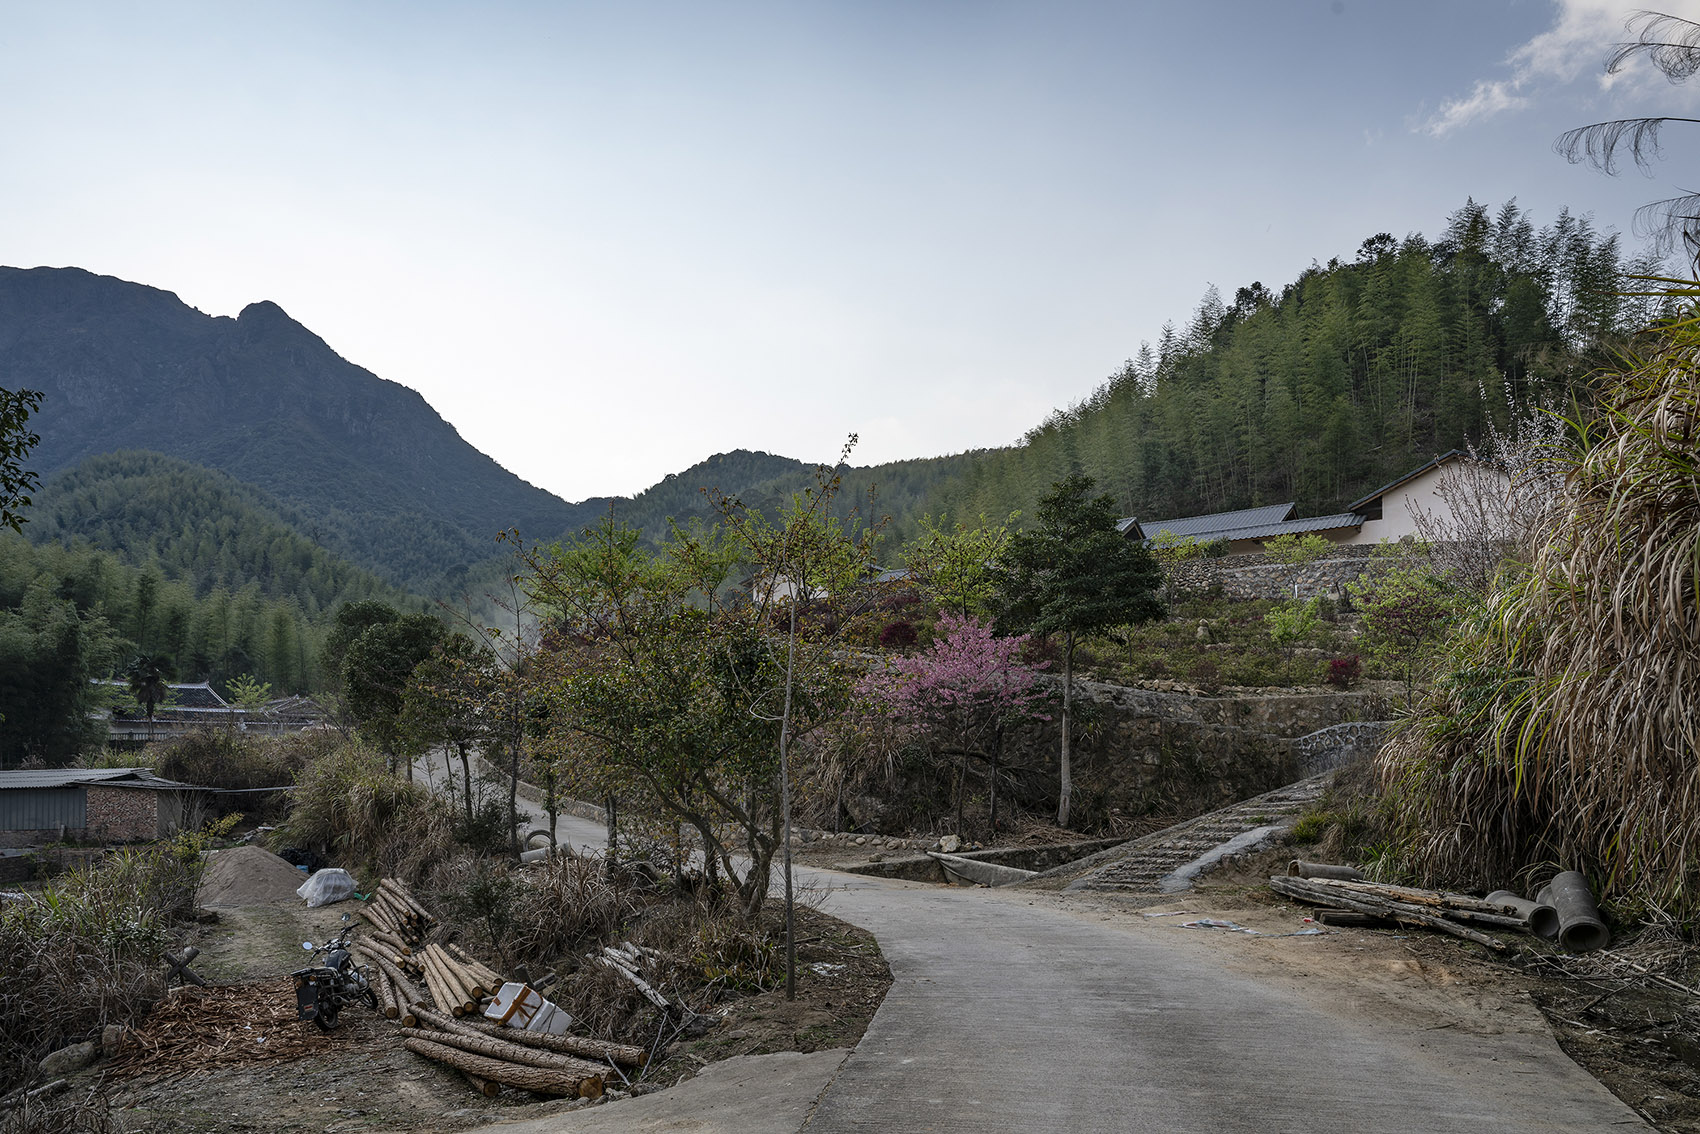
[1179,918,1327,938]
[162,946,204,988]
[106,979,342,1078]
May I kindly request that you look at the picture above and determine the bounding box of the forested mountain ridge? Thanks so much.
[0,266,605,594]
[929,200,1665,526]
[29,451,414,616]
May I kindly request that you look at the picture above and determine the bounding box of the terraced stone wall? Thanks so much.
[1002,680,1388,827]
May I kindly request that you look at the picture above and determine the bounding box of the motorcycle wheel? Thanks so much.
[363,987,379,1011]
[313,1001,341,1031]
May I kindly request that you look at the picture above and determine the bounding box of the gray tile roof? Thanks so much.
[1120,504,1362,545]
[1347,449,1468,513]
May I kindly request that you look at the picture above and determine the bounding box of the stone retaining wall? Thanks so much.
[1168,548,1391,602]
[996,679,1388,826]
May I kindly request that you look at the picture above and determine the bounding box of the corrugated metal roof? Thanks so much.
[0,768,202,791]
[0,768,141,789]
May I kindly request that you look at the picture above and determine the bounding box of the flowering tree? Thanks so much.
[866,613,1049,835]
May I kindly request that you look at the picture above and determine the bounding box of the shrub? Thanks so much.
[878,621,918,650]
[274,741,455,882]
[1326,656,1362,689]
[500,854,640,963]
[0,820,234,1091]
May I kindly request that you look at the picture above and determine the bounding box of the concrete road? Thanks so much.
[433,784,1643,1134]
[411,747,606,856]
[801,874,1646,1133]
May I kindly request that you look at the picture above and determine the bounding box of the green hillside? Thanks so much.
[30,451,414,616]
[0,267,604,594]
[929,200,1663,526]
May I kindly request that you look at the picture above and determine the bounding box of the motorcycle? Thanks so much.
[291,924,378,1030]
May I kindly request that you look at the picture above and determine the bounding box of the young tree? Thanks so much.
[126,654,173,740]
[399,632,494,828]
[1347,554,1461,705]
[865,613,1048,835]
[992,474,1165,826]
[340,608,446,776]
[901,514,1014,619]
[0,387,42,533]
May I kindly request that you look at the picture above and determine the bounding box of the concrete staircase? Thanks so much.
[1025,774,1332,895]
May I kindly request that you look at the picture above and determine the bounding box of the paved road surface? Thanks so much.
[801,874,1645,1133]
[411,747,606,856]
[431,770,1646,1133]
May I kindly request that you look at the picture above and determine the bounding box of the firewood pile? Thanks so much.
[1270,865,1611,954]
[354,877,649,1099]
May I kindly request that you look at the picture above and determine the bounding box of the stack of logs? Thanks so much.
[350,877,647,1100]
[1269,873,1529,952]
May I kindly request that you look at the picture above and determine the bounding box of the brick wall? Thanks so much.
[84,786,160,842]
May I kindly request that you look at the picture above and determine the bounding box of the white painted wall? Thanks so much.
[1342,458,1507,545]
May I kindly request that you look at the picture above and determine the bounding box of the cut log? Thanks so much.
[1314,910,1394,928]
[367,929,412,955]
[1269,876,1508,952]
[373,966,399,1020]
[463,1073,500,1098]
[397,1026,611,1079]
[1286,878,1530,931]
[448,944,503,989]
[1287,860,1366,881]
[427,944,484,1001]
[382,878,435,926]
[423,945,475,1013]
[417,948,463,1016]
[460,1018,647,1067]
[353,943,424,1013]
[1329,880,1532,918]
[410,1007,618,1077]
[402,1038,601,1098]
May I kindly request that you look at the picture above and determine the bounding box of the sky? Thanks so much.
[2,0,1696,502]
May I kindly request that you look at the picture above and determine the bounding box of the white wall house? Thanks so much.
[1121,451,1508,553]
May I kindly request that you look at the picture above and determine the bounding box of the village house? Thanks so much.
[1120,451,1505,553]
[0,767,211,847]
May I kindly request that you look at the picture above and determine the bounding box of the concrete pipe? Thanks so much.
[1536,872,1610,953]
[1486,890,1560,940]
[1287,860,1366,881]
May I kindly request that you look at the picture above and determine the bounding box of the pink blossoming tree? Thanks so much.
[863,613,1049,835]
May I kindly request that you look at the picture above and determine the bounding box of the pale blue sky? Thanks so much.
[1,1,1691,499]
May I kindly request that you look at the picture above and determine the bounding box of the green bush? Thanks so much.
[0,817,236,1091]
[274,740,455,882]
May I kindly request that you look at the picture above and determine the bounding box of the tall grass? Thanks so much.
[1381,302,1700,920]
[0,836,216,1091]
[273,741,456,882]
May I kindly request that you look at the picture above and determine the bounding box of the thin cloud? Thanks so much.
[1421,0,1648,137]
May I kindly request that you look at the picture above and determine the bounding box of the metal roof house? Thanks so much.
[0,767,210,847]
[1119,452,1500,554]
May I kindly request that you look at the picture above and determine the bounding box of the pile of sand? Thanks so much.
[199,846,309,909]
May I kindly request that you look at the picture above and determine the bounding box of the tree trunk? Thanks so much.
[955,748,968,835]
[506,739,521,861]
[401,1037,602,1098]
[604,795,619,879]
[989,724,1003,834]
[457,742,474,826]
[1058,632,1074,828]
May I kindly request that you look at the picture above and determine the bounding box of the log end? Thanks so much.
[578,1076,604,1100]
